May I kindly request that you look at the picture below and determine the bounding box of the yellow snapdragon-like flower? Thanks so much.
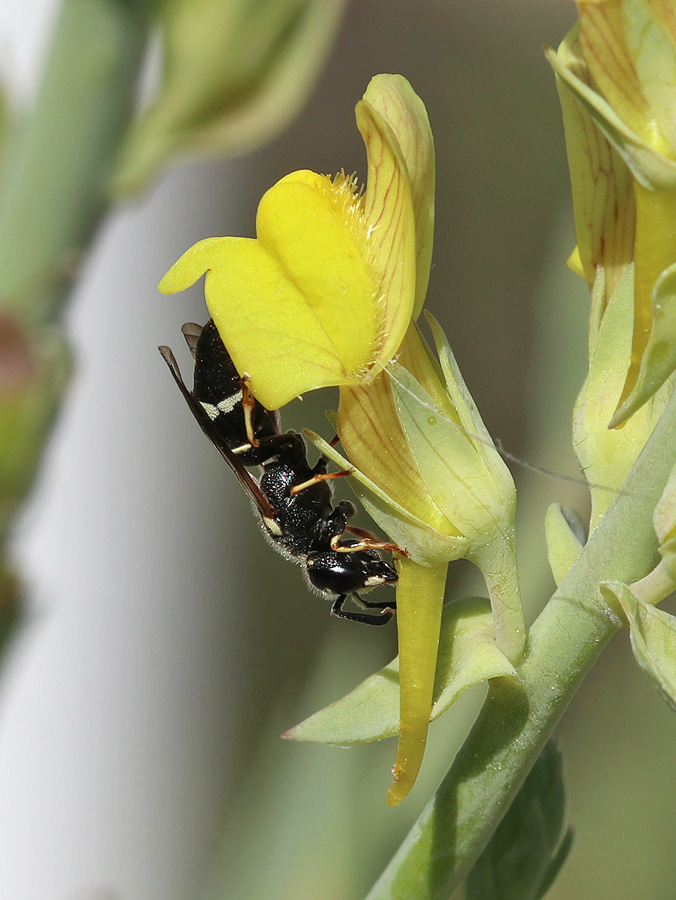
[160,76,421,410]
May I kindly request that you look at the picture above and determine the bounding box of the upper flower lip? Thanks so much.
[159,74,433,411]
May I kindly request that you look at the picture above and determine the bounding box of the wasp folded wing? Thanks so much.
[180,322,203,358]
[158,344,278,522]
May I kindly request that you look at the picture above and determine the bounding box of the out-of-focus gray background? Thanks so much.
[1,1,675,899]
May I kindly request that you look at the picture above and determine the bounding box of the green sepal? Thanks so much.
[573,264,672,531]
[465,740,573,900]
[304,428,469,566]
[613,260,676,428]
[654,463,676,541]
[545,504,585,587]
[388,362,494,538]
[424,313,516,534]
[423,312,525,661]
[283,597,516,744]
[601,581,676,712]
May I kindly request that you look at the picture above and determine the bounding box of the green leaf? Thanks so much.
[283,597,516,744]
[601,580,676,711]
[544,504,585,587]
[465,741,573,900]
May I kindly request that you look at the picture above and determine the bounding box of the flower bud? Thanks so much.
[113,0,346,195]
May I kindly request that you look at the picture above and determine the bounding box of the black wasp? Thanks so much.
[159,319,399,625]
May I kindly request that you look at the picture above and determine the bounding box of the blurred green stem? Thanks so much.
[0,0,151,324]
[366,387,676,900]
[0,0,151,643]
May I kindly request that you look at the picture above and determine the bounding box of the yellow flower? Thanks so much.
[159,74,428,410]
[160,74,522,807]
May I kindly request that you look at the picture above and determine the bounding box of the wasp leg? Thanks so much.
[290,468,354,495]
[346,524,381,541]
[330,595,394,626]
[353,591,397,610]
[330,534,406,555]
[240,376,259,447]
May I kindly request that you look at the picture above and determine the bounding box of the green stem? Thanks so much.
[631,558,676,605]
[0,0,151,662]
[475,533,525,664]
[0,0,151,324]
[365,388,676,900]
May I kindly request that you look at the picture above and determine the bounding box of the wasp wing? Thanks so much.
[158,344,278,521]
[180,322,202,359]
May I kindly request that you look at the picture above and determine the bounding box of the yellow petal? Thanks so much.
[159,75,423,407]
[159,167,384,409]
[578,0,674,156]
[549,29,635,298]
[337,342,459,537]
[356,97,417,369]
[255,170,378,374]
[363,75,435,316]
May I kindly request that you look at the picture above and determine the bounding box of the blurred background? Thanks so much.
[0,1,675,898]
